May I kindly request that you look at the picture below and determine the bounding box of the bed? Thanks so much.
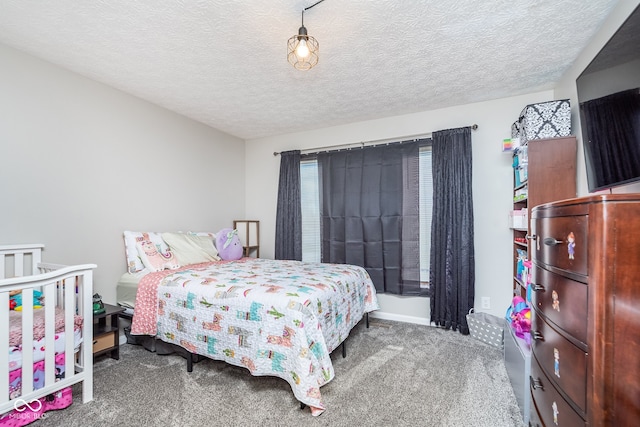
[0,244,96,426]
[122,231,379,416]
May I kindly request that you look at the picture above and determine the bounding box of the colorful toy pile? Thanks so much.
[9,290,43,311]
[506,295,531,345]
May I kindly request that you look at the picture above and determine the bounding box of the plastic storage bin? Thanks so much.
[504,321,531,424]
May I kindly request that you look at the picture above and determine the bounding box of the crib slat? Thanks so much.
[64,276,75,379]
[0,292,8,403]
[44,283,56,386]
[79,271,94,403]
[31,250,41,276]
[56,274,64,308]
[14,253,24,277]
[20,289,34,396]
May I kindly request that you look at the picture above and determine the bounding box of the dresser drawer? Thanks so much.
[531,309,587,412]
[530,355,585,427]
[93,331,116,353]
[528,396,543,427]
[532,215,588,276]
[531,266,587,344]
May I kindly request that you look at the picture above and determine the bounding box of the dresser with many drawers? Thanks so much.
[529,194,640,426]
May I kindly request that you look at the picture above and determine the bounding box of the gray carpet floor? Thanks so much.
[36,319,525,427]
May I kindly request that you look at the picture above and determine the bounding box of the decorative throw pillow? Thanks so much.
[123,231,171,273]
[161,232,220,265]
[135,232,180,272]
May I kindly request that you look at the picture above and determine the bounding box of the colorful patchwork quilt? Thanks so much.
[130,258,379,415]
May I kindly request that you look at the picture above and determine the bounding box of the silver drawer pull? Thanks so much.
[526,234,537,241]
[543,237,564,246]
[530,376,544,390]
[532,331,544,341]
[533,284,545,292]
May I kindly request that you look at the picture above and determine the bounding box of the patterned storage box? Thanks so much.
[518,99,571,143]
[467,309,504,349]
[511,120,521,140]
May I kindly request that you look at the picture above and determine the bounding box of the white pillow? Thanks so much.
[183,231,217,247]
[123,231,172,273]
[162,232,220,265]
[135,233,180,272]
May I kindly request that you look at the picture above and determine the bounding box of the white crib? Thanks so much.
[0,244,96,416]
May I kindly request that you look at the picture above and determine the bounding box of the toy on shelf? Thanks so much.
[516,249,529,281]
[93,293,105,314]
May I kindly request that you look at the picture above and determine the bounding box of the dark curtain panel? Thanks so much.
[275,150,302,260]
[429,127,475,334]
[580,88,640,187]
[317,141,423,295]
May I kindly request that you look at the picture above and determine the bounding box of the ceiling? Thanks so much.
[0,0,620,140]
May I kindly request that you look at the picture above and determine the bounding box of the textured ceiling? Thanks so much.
[0,0,620,140]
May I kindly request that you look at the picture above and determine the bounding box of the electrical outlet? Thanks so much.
[481,297,491,310]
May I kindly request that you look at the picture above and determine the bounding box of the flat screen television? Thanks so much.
[576,5,640,192]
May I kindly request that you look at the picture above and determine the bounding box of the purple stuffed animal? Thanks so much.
[216,228,243,261]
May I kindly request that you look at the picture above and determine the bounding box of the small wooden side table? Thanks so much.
[93,303,125,360]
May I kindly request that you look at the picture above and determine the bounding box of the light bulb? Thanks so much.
[296,39,310,58]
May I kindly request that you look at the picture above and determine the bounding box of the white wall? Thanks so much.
[0,43,246,304]
[554,0,640,196]
[245,90,554,324]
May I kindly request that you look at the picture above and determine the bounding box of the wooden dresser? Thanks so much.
[529,194,640,426]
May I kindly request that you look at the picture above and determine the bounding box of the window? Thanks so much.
[300,144,433,280]
[419,145,433,284]
[300,159,321,262]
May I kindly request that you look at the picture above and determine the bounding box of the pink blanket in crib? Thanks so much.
[8,308,83,346]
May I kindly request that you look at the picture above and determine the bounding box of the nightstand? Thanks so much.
[93,303,125,360]
[233,220,260,258]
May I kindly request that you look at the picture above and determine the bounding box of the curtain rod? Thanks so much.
[273,124,478,156]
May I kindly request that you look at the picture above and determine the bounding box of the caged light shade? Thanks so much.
[287,12,319,70]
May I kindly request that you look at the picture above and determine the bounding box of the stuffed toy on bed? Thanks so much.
[216,228,243,261]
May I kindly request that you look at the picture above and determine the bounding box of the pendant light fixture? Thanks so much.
[287,0,325,71]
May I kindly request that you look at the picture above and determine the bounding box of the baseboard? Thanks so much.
[369,311,432,326]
